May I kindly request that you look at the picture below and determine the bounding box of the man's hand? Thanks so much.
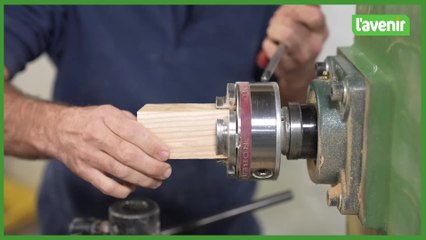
[262,5,328,103]
[4,69,171,198]
[49,105,172,198]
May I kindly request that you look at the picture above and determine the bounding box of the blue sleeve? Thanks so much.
[4,6,66,78]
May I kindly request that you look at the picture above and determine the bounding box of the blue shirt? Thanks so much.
[5,6,276,234]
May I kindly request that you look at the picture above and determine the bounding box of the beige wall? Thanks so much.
[4,5,355,234]
[5,55,55,189]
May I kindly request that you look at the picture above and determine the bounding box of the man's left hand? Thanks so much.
[262,5,328,103]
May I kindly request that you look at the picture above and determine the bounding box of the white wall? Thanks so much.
[4,5,356,234]
[4,56,55,189]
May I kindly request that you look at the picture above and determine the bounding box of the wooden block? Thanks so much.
[137,104,229,159]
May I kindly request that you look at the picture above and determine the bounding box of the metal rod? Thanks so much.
[160,190,293,235]
[261,43,286,82]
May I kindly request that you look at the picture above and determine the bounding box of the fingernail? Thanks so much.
[163,167,172,179]
[159,151,170,161]
[154,181,162,189]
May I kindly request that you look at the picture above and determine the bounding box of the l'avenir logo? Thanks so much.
[352,14,410,36]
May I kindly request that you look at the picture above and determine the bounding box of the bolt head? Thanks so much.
[330,81,345,102]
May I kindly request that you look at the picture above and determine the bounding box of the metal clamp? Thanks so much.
[216,82,281,180]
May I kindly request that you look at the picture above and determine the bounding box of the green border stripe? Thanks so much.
[1,0,425,239]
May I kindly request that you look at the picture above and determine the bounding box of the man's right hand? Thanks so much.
[48,105,172,198]
[5,68,171,199]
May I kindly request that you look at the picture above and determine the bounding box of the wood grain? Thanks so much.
[137,104,229,159]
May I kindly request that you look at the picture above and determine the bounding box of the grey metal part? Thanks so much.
[307,54,366,215]
[215,83,236,110]
[280,107,290,156]
[216,119,227,156]
[306,80,346,184]
[216,82,281,180]
[249,83,281,179]
[226,111,237,176]
[286,103,303,159]
[216,84,237,176]
[69,218,111,235]
[108,198,160,235]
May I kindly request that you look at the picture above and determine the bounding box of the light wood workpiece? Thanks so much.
[137,104,228,159]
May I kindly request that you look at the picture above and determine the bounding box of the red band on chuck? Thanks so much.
[238,82,252,179]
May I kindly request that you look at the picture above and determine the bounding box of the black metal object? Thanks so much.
[284,103,318,160]
[300,104,318,159]
[315,62,328,78]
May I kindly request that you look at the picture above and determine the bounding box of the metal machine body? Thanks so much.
[307,55,366,216]
[216,5,421,235]
[215,55,367,218]
[214,6,421,230]
[344,5,420,235]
